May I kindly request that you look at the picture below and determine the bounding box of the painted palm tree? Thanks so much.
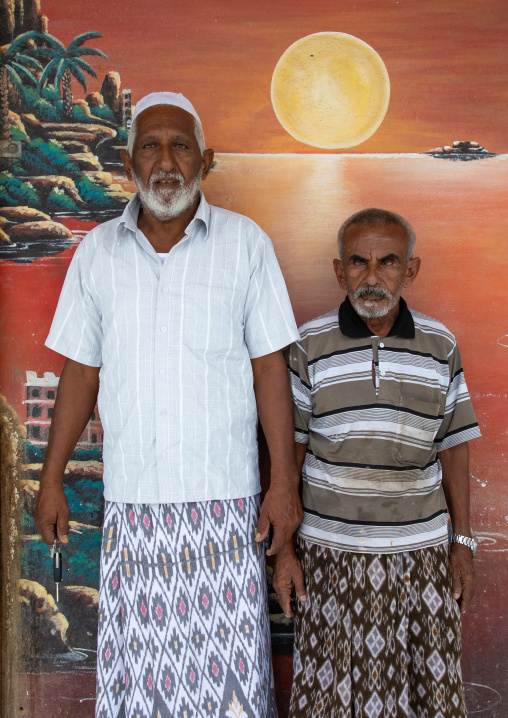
[29,31,107,121]
[0,34,42,139]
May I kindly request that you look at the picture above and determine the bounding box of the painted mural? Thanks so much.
[0,0,507,716]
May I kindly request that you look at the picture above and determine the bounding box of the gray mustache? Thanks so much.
[150,172,184,186]
[354,287,392,300]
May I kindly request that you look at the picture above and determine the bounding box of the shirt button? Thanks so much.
[381,370,386,376]
[160,409,167,416]
[161,326,167,332]
[161,451,167,458]
[162,287,169,293]
[159,369,166,375]
[379,342,385,348]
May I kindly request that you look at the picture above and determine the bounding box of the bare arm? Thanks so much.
[439,441,475,614]
[272,441,309,617]
[251,350,303,555]
[33,358,100,545]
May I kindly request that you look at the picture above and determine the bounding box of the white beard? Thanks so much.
[350,285,401,318]
[132,168,202,221]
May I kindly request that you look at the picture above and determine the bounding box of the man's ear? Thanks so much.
[201,149,215,181]
[120,150,133,181]
[403,256,421,288]
[333,258,347,290]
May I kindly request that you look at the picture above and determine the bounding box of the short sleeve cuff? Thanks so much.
[435,424,481,452]
[247,328,300,360]
[45,336,102,367]
[295,430,309,445]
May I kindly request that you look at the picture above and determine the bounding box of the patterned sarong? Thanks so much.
[95,496,277,718]
[290,539,467,718]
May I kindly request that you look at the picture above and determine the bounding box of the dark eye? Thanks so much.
[143,142,156,149]
[174,143,188,149]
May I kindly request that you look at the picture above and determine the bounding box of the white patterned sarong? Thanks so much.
[95,496,277,718]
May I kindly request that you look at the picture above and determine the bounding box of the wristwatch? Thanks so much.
[451,533,478,556]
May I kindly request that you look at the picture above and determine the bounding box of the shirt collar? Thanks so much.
[115,191,211,244]
[338,296,415,339]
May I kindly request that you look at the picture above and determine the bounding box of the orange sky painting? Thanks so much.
[40,0,508,154]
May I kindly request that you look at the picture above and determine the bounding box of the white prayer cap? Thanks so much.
[131,92,202,125]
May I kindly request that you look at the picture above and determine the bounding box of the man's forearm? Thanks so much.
[40,358,100,484]
[438,441,471,535]
[251,350,303,553]
[251,351,299,485]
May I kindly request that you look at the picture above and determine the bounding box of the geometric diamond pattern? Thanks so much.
[427,649,446,681]
[422,583,443,616]
[289,540,467,718]
[411,620,421,636]
[367,557,386,591]
[317,660,334,691]
[96,497,276,717]
[354,598,364,616]
[322,595,338,627]
[365,692,383,718]
[366,626,385,658]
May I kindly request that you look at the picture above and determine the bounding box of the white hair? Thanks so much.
[126,114,206,155]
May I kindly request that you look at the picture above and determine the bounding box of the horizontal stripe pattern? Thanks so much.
[288,305,481,552]
[46,193,299,503]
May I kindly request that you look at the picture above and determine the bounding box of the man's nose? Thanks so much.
[158,144,176,170]
[365,262,380,286]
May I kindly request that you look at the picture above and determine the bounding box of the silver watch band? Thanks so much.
[451,533,477,556]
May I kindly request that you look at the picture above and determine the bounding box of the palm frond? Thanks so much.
[6,65,24,94]
[67,32,102,51]
[16,31,65,53]
[73,57,97,77]
[11,60,38,84]
[27,46,59,60]
[12,53,44,70]
[54,58,69,90]
[69,64,88,92]
[37,59,58,92]
[72,47,107,60]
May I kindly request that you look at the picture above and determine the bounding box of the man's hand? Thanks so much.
[273,542,307,617]
[255,484,303,556]
[449,543,475,615]
[31,359,100,545]
[34,479,70,545]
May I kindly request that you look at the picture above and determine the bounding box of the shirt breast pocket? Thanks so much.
[392,394,442,467]
[182,281,243,353]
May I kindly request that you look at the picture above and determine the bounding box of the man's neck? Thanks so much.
[137,196,200,253]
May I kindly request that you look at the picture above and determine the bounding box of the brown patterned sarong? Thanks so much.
[289,539,467,718]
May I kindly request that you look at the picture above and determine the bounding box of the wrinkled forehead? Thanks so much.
[343,221,409,254]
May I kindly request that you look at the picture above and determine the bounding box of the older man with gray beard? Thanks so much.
[34,92,302,717]
[275,209,481,718]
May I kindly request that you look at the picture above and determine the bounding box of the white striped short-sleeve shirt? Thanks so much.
[46,193,299,503]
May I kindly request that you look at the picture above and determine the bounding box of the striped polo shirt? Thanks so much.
[46,193,299,504]
[288,297,481,553]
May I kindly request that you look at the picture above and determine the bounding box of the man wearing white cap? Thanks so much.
[34,91,303,717]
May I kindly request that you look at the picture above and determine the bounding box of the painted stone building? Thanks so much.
[25,370,103,447]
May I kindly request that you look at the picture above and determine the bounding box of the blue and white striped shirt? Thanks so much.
[46,193,299,503]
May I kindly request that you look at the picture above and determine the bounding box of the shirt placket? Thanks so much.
[154,235,192,495]
[372,337,388,399]
[371,337,380,396]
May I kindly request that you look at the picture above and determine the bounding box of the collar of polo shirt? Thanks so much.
[339,296,415,339]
